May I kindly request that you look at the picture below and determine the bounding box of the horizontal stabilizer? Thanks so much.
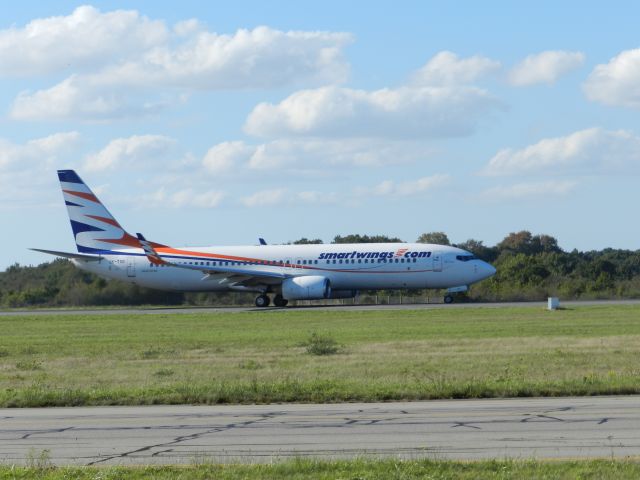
[30,248,102,262]
[136,233,167,266]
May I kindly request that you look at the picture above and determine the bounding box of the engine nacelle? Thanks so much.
[282,276,331,300]
[328,289,358,299]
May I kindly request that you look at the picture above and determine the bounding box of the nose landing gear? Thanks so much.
[444,285,468,304]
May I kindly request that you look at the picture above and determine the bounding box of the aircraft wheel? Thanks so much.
[273,294,288,307]
[444,295,454,304]
[255,294,271,307]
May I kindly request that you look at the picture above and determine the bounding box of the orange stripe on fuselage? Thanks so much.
[155,246,431,274]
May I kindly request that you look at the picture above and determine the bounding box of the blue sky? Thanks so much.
[2,1,640,269]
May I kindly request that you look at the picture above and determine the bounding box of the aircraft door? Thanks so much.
[127,257,136,277]
[433,253,442,272]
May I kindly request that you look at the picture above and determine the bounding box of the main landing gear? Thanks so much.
[273,294,288,307]
[255,294,270,307]
[254,294,289,307]
[444,295,454,304]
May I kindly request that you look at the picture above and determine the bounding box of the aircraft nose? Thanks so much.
[484,262,496,278]
[477,261,496,280]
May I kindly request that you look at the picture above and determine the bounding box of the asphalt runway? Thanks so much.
[1,396,639,465]
[1,299,639,316]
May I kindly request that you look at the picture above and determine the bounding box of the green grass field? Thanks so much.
[2,459,640,480]
[1,304,639,407]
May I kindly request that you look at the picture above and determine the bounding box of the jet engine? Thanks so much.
[282,276,331,300]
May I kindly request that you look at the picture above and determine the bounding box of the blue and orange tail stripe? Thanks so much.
[57,169,165,253]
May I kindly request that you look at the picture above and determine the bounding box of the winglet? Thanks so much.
[136,233,167,266]
[259,238,267,245]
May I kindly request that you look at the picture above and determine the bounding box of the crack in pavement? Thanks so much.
[451,422,481,430]
[85,412,279,466]
[21,427,73,440]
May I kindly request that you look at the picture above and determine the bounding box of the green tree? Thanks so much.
[292,238,323,244]
[497,231,561,256]
[455,239,497,262]
[332,234,403,243]
[417,232,450,245]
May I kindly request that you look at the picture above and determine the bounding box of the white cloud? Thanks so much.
[170,189,225,208]
[98,26,352,90]
[583,48,640,109]
[411,51,500,86]
[239,187,341,208]
[245,85,501,139]
[198,137,436,176]
[202,141,254,174]
[296,190,339,204]
[246,138,430,171]
[6,7,352,121]
[138,186,225,208]
[355,174,450,197]
[0,5,167,76]
[508,50,585,86]
[0,132,81,205]
[240,177,450,208]
[481,180,577,200]
[241,188,287,207]
[10,75,171,121]
[0,132,80,170]
[85,135,176,172]
[483,128,640,176]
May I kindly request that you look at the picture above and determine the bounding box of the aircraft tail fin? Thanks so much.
[57,169,143,254]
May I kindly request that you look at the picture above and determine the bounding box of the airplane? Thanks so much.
[32,170,496,307]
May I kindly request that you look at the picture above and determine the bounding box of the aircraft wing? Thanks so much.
[30,248,102,262]
[136,233,288,286]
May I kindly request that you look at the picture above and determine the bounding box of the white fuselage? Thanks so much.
[72,242,496,293]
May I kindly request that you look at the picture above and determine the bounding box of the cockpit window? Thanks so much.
[456,254,476,262]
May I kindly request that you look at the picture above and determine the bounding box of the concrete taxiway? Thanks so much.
[1,299,639,317]
[1,396,639,465]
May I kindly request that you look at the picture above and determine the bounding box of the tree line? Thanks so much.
[1,230,639,307]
